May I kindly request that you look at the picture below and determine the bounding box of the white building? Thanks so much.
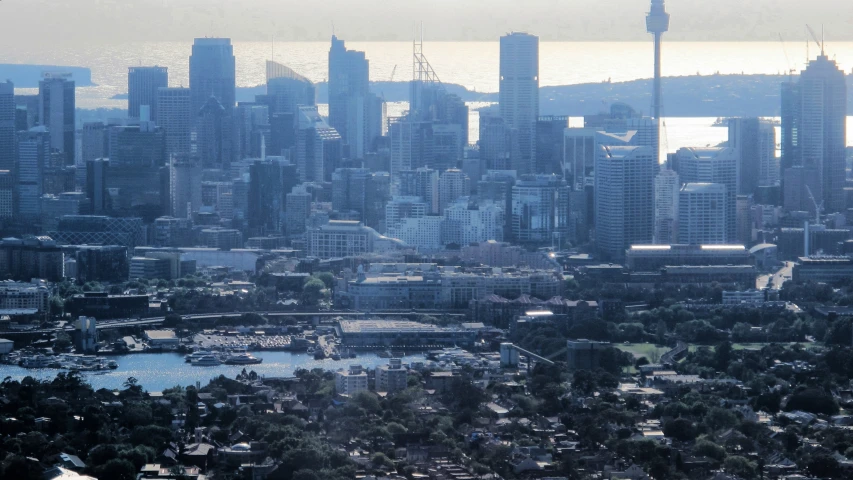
[0,281,50,311]
[335,364,368,396]
[387,216,443,252]
[443,198,504,245]
[675,147,738,242]
[385,196,428,231]
[654,168,679,244]
[595,145,657,261]
[678,183,728,245]
[376,358,408,393]
[309,220,406,258]
[438,169,470,212]
[499,32,539,174]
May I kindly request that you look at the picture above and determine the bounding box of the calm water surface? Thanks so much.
[0,352,425,391]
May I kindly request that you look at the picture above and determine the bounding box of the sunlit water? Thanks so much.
[0,352,425,391]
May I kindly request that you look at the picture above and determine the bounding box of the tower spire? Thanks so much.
[646,0,670,164]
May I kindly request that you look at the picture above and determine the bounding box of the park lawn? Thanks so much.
[616,343,670,360]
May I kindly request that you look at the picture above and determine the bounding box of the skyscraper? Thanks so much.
[266,60,315,115]
[170,157,202,219]
[654,168,679,244]
[781,54,847,212]
[295,106,343,182]
[16,127,51,217]
[728,118,778,195]
[38,74,75,165]
[0,81,14,172]
[86,158,110,214]
[438,168,470,212]
[678,183,727,245]
[157,87,191,158]
[595,145,657,261]
[499,32,539,175]
[328,35,369,157]
[189,38,236,120]
[389,117,435,183]
[128,66,168,121]
[675,147,739,243]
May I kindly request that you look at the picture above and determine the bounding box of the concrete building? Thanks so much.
[625,244,750,271]
[157,87,191,157]
[170,157,202,219]
[0,236,64,281]
[397,168,439,213]
[595,145,657,261]
[81,122,108,165]
[144,329,180,346]
[511,174,570,244]
[385,196,429,232]
[335,365,368,396]
[654,168,679,244]
[0,281,50,311]
[376,358,408,393]
[438,169,470,212]
[781,54,847,212]
[678,183,727,245]
[566,339,610,370]
[129,256,172,280]
[296,106,342,182]
[339,319,474,347]
[443,198,505,245]
[285,184,312,236]
[386,215,443,252]
[674,147,738,242]
[792,257,853,283]
[39,74,75,164]
[308,220,406,258]
[478,110,517,171]
[198,228,243,250]
[499,32,539,174]
[0,170,13,218]
[128,66,168,121]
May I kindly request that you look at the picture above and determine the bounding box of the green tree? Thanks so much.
[301,278,326,306]
[313,272,335,289]
[724,455,756,479]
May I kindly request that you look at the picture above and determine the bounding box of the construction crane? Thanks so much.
[806,24,825,56]
[389,64,397,83]
[778,33,797,76]
[805,185,823,225]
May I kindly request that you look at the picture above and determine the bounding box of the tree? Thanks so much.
[97,459,137,480]
[724,455,756,479]
[663,418,697,442]
[784,388,839,415]
[53,332,72,351]
[302,278,326,306]
[313,272,335,289]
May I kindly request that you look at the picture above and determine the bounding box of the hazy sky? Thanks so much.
[0,0,851,43]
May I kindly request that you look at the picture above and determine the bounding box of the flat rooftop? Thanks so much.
[339,320,452,334]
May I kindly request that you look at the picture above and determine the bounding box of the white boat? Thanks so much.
[185,351,213,363]
[224,353,262,365]
[21,355,52,368]
[192,354,222,366]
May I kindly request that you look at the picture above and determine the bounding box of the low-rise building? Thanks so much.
[335,364,368,396]
[792,256,853,283]
[566,339,610,370]
[144,329,179,346]
[376,358,408,393]
[0,280,50,312]
[339,319,475,347]
[129,256,171,280]
[65,292,149,319]
[625,244,751,271]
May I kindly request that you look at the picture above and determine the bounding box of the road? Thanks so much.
[756,261,794,290]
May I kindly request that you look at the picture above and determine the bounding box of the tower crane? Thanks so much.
[805,185,823,225]
[806,24,825,56]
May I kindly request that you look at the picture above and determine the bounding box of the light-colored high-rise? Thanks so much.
[438,168,470,212]
[654,168,679,244]
[499,32,538,175]
[189,38,235,118]
[675,147,738,242]
[295,106,342,182]
[678,183,727,245]
[595,145,657,260]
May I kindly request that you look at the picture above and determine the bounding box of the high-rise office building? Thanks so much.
[16,127,50,217]
[81,122,108,164]
[536,116,569,175]
[38,74,75,165]
[595,145,656,261]
[674,147,738,242]
[189,38,236,121]
[653,168,679,244]
[511,174,570,244]
[197,95,233,169]
[170,157,202,219]
[678,183,727,245]
[562,127,597,190]
[86,158,110,214]
[328,35,369,158]
[438,168,470,212]
[248,158,298,235]
[0,170,13,218]
[285,184,312,236]
[157,87,191,158]
[398,168,440,214]
[0,81,14,172]
[266,60,315,115]
[478,110,516,171]
[781,54,847,212]
[389,117,435,183]
[499,32,539,175]
[332,167,371,219]
[128,66,168,121]
[728,118,777,195]
[295,106,342,182]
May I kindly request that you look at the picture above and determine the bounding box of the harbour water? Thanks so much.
[0,351,424,391]
[5,41,853,109]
